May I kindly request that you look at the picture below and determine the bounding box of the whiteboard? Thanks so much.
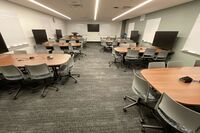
[0,11,26,48]
[127,22,135,38]
[142,18,161,43]
[182,13,200,55]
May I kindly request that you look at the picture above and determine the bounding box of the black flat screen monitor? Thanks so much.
[152,31,178,50]
[87,24,99,32]
[56,29,62,40]
[130,30,139,43]
[0,33,9,54]
[32,29,48,44]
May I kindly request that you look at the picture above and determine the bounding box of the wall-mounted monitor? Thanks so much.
[130,30,139,43]
[87,24,99,32]
[152,31,178,50]
[56,29,62,40]
[0,33,9,54]
[32,29,48,44]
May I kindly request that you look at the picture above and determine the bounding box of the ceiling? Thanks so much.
[8,0,193,21]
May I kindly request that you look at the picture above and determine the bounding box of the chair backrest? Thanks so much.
[112,40,118,47]
[68,45,74,53]
[52,50,64,54]
[167,61,183,68]
[155,93,200,133]
[35,45,48,54]
[14,50,27,54]
[0,65,24,80]
[25,63,51,80]
[119,43,129,47]
[132,70,150,102]
[148,62,165,68]
[129,43,136,47]
[59,39,65,43]
[143,48,156,57]
[126,49,139,58]
[155,50,169,61]
[53,45,62,51]
[69,40,76,43]
[59,54,74,72]
[194,60,200,67]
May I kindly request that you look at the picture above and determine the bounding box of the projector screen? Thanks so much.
[87,24,99,32]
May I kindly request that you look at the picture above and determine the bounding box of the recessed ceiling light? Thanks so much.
[112,0,153,21]
[94,0,100,20]
[29,0,71,20]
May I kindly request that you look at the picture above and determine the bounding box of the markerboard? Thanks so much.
[182,13,200,55]
[142,18,161,43]
[127,22,135,38]
[0,11,26,48]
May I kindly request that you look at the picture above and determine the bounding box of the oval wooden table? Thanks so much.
[114,46,162,54]
[141,67,200,105]
[43,42,81,48]
[0,54,71,67]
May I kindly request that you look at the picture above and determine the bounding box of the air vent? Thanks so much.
[71,3,82,7]
[122,6,132,9]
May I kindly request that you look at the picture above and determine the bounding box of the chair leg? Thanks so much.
[123,96,139,112]
[13,87,21,100]
[69,75,78,83]
[41,86,47,97]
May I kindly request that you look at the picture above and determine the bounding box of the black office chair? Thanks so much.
[25,63,59,97]
[143,93,200,132]
[0,65,25,99]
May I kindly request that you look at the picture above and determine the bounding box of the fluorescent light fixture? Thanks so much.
[112,0,153,21]
[94,0,100,20]
[29,0,71,20]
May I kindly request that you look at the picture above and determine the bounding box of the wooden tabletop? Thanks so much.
[43,42,81,48]
[62,36,82,40]
[0,54,71,67]
[114,46,162,53]
[141,67,200,105]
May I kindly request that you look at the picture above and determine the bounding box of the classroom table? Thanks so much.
[43,42,81,48]
[141,67,200,105]
[0,54,71,78]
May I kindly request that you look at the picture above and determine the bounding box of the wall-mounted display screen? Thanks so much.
[87,24,99,32]
[152,31,178,50]
[32,29,48,44]
[0,33,9,54]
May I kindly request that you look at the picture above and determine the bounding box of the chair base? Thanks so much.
[41,79,59,98]
[61,72,80,85]
[123,95,163,132]
[108,59,123,68]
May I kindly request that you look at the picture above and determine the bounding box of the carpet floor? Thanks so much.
[0,43,163,133]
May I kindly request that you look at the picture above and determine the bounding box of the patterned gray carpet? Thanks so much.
[0,43,162,133]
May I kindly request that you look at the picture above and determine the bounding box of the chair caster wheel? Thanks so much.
[123,108,127,112]
[140,118,145,124]
[123,96,126,100]
[77,75,80,77]
[13,97,17,100]
[41,94,46,98]
[75,81,77,83]
[141,128,145,133]
[56,89,59,92]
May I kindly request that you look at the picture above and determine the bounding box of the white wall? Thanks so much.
[0,0,68,53]
[66,21,122,41]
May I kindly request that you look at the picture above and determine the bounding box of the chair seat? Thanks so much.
[125,56,138,60]
[133,88,155,101]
